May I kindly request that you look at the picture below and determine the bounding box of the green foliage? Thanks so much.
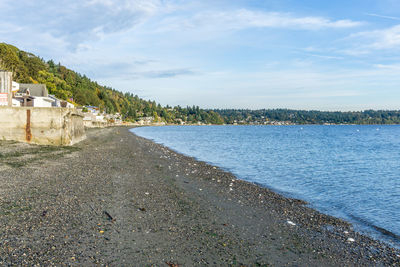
[0,43,224,124]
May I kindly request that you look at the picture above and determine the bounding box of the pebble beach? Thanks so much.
[0,127,399,266]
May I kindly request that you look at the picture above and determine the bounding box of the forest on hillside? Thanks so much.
[1,43,399,125]
[0,43,223,124]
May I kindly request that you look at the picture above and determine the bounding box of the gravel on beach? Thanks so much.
[0,127,399,266]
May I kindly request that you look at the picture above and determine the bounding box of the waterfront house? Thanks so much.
[137,116,154,125]
[16,83,55,107]
[83,112,108,127]
[86,106,100,115]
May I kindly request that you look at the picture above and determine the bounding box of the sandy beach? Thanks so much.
[0,126,399,266]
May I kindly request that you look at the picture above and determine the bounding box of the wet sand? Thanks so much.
[0,127,399,266]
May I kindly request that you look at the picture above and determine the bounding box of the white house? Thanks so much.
[28,97,54,107]
[86,106,100,114]
[15,83,55,107]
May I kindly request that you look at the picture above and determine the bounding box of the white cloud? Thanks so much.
[157,9,363,32]
[0,0,171,51]
[0,22,23,34]
[374,63,400,70]
[85,0,163,15]
[237,10,363,29]
[343,24,400,55]
[365,13,400,21]
[367,25,400,49]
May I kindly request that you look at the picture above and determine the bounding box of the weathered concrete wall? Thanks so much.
[0,107,86,146]
[83,120,109,128]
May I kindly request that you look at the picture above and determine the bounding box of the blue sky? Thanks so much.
[1,0,400,110]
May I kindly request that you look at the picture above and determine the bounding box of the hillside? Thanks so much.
[0,43,224,124]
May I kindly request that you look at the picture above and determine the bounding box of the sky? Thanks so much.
[1,0,400,111]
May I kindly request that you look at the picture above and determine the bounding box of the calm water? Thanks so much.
[130,125,400,247]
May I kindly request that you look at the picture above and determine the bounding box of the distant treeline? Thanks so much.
[212,109,400,124]
[1,43,399,125]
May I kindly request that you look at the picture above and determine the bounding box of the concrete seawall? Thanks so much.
[0,107,85,146]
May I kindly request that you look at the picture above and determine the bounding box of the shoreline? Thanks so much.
[0,127,399,265]
[132,124,400,250]
[130,128,400,250]
[134,123,400,126]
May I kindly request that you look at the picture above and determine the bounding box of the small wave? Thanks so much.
[348,214,400,244]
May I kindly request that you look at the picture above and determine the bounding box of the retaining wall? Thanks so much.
[0,107,86,146]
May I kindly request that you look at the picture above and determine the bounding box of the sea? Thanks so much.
[130,125,400,248]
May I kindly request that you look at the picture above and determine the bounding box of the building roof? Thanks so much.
[18,84,48,97]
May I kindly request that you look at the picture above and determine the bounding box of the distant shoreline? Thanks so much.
[134,122,400,126]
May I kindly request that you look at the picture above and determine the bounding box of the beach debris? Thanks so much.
[165,262,179,267]
[287,220,296,226]
[99,230,104,234]
[138,207,146,212]
[347,237,355,242]
[104,211,115,222]
[145,192,150,195]
[229,188,233,191]
[41,210,47,217]
[199,188,203,191]
[344,231,349,234]
[229,183,233,187]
